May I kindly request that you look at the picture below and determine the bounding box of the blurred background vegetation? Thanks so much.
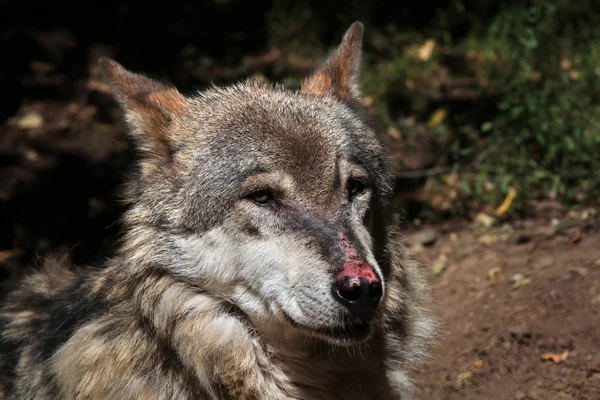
[264,0,600,221]
[1,0,599,271]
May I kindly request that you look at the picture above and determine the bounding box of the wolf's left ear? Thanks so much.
[301,21,364,104]
[99,57,187,162]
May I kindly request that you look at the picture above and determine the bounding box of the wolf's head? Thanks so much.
[101,22,396,346]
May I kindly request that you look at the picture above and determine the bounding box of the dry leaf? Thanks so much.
[386,126,401,140]
[475,212,496,228]
[580,208,597,220]
[488,267,502,280]
[431,254,448,276]
[478,224,514,245]
[478,232,512,245]
[417,39,436,61]
[541,351,569,364]
[457,371,473,387]
[569,232,584,244]
[512,277,531,290]
[474,360,483,369]
[495,187,517,216]
[428,107,447,127]
[16,111,44,129]
[363,95,377,107]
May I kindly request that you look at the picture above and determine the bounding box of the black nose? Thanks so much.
[333,276,382,314]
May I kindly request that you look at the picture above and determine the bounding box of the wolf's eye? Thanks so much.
[248,189,273,205]
[348,179,367,198]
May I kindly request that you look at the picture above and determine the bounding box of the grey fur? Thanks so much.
[0,21,435,399]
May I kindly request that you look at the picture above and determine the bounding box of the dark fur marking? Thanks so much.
[136,313,217,398]
[38,280,110,360]
[0,336,21,395]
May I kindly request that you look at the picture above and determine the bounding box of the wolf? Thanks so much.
[0,22,434,399]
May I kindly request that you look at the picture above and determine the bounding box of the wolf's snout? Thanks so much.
[333,261,382,313]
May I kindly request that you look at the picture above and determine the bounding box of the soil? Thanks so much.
[1,7,599,399]
[406,211,600,399]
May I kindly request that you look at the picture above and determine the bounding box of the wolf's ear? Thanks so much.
[301,21,364,104]
[99,57,187,162]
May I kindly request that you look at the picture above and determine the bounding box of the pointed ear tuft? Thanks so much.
[99,57,187,162]
[301,21,364,104]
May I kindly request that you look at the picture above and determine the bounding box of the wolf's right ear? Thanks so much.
[301,21,364,105]
[99,57,187,162]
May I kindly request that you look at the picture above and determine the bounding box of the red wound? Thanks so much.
[336,233,380,284]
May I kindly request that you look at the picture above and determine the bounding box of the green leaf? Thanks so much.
[481,121,494,132]
[554,220,574,233]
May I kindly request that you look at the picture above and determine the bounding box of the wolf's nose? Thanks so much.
[333,262,382,313]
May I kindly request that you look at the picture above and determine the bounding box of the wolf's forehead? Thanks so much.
[196,88,361,166]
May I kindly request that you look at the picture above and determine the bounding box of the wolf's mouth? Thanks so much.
[315,321,372,341]
[275,302,373,343]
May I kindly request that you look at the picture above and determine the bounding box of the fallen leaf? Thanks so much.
[457,371,473,387]
[488,267,502,280]
[541,351,569,364]
[474,360,483,369]
[478,228,513,245]
[417,39,436,61]
[386,126,401,140]
[569,232,584,244]
[580,208,597,220]
[553,220,573,234]
[427,107,447,127]
[431,254,448,276]
[495,187,517,217]
[363,95,377,107]
[475,212,496,228]
[16,111,44,129]
[512,277,531,290]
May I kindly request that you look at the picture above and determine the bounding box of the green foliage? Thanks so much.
[462,1,600,208]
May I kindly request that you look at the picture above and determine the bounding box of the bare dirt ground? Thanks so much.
[406,208,600,399]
